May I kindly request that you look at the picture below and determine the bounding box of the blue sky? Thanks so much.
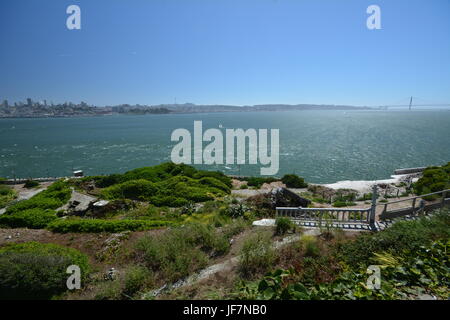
[1,0,449,106]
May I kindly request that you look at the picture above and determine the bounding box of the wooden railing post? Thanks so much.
[369,185,377,230]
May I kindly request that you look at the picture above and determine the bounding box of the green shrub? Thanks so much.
[238,231,276,278]
[281,174,308,188]
[0,208,57,229]
[123,266,153,297]
[275,217,294,235]
[337,209,450,267]
[149,195,190,207]
[24,179,40,188]
[98,165,230,206]
[102,179,158,200]
[224,203,251,219]
[300,235,320,257]
[0,242,90,300]
[6,180,71,215]
[332,201,356,207]
[0,185,16,208]
[47,218,174,233]
[94,280,123,300]
[95,162,231,188]
[414,162,450,198]
[135,223,230,282]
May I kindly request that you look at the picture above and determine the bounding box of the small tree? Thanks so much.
[281,174,308,188]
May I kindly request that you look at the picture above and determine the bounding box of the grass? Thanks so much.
[238,230,276,279]
[46,218,175,233]
[135,223,233,283]
[233,208,450,300]
[0,185,17,208]
[5,180,71,214]
[336,208,450,267]
[85,163,232,207]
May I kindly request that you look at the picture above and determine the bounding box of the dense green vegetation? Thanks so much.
[23,179,40,188]
[135,222,243,283]
[94,163,231,206]
[236,209,450,300]
[238,231,276,279]
[0,184,17,208]
[47,218,175,233]
[0,242,90,300]
[281,174,308,188]
[275,217,295,235]
[5,180,71,214]
[0,208,57,229]
[244,177,279,188]
[332,200,356,207]
[414,162,450,199]
[0,180,70,229]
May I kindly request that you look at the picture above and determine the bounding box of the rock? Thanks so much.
[105,267,118,281]
[88,199,131,218]
[269,187,311,208]
[252,218,276,226]
[93,200,109,207]
[58,190,97,216]
[246,187,311,215]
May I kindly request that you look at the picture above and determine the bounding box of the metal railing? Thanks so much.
[379,189,450,220]
[275,186,450,230]
[276,207,372,224]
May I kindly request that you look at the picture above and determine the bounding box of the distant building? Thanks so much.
[2,100,7,108]
[27,98,32,106]
[73,170,84,177]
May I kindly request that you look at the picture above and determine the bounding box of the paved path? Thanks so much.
[0,184,50,215]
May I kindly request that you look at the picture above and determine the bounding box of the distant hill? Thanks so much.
[0,101,371,118]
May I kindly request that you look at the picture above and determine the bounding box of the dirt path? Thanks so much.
[143,228,322,299]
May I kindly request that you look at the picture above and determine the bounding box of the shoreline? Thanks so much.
[2,172,419,193]
[322,174,415,193]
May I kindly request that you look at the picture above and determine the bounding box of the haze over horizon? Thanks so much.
[1,0,450,107]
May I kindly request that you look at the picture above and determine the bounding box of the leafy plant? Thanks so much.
[0,208,57,229]
[0,242,90,300]
[23,179,40,188]
[238,231,276,279]
[47,218,174,233]
[281,174,308,188]
[275,217,294,235]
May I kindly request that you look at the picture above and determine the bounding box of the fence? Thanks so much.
[276,186,450,231]
[276,207,374,229]
[379,189,450,220]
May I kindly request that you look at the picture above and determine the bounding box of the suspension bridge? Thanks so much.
[377,97,450,110]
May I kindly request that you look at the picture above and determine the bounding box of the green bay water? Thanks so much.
[0,110,449,184]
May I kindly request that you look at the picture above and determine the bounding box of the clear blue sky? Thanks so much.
[1,0,449,106]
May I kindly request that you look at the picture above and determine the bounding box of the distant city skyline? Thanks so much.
[1,0,450,107]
